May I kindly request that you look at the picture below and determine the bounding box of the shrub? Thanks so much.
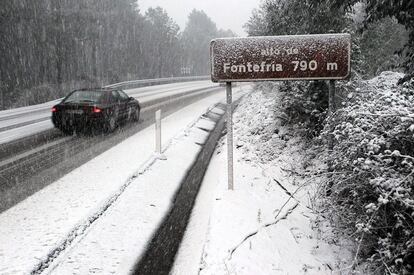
[278,81,329,138]
[322,71,414,274]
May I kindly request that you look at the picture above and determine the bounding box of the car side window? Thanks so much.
[118,90,130,101]
[111,91,120,103]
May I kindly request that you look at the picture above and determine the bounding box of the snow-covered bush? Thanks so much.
[322,72,414,274]
[279,81,329,138]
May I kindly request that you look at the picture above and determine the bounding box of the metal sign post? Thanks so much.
[226,82,234,190]
[328,79,337,149]
[327,80,337,172]
[328,80,336,116]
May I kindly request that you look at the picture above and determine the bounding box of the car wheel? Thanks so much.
[132,106,140,122]
[105,113,118,133]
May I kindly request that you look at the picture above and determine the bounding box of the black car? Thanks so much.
[52,88,140,134]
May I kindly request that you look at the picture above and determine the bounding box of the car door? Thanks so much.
[109,91,122,120]
[117,90,130,119]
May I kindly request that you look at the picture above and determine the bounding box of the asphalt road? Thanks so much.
[0,86,222,212]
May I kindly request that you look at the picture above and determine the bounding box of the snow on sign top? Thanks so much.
[210,33,351,82]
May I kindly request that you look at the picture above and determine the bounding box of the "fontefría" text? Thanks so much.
[224,62,283,73]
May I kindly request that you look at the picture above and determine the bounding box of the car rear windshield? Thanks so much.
[63,91,105,104]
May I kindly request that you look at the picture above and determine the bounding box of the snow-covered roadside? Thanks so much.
[172,86,353,275]
[0,86,249,275]
[44,105,224,275]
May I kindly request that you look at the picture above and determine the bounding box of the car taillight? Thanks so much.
[52,107,57,112]
[93,107,102,113]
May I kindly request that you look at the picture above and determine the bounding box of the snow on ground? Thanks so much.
[0,85,248,275]
[45,106,221,275]
[1,83,353,275]
[172,86,353,275]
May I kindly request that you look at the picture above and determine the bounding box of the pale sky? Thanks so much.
[137,0,263,36]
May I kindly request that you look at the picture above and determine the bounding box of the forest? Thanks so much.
[0,0,234,109]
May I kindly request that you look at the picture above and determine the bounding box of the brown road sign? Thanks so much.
[210,33,351,82]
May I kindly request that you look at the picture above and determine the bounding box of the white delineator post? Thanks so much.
[226,82,234,190]
[155,109,162,154]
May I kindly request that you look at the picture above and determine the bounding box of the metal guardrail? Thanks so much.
[104,75,211,90]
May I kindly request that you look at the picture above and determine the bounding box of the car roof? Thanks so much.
[73,88,122,92]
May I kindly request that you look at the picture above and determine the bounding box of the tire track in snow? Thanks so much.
[132,99,245,275]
